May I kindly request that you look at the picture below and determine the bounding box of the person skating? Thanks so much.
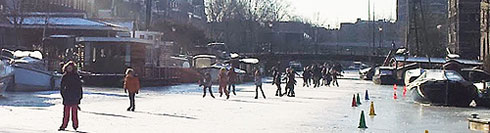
[274,71,283,97]
[271,66,278,85]
[284,68,297,97]
[201,72,215,98]
[312,65,322,88]
[59,61,83,131]
[227,67,237,96]
[331,70,340,87]
[302,66,311,87]
[254,70,266,99]
[325,69,333,87]
[218,68,230,99]
[124,68,140,111]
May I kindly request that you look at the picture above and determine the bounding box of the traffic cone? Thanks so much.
[356,93,362,105]
[369,101,376,116]
[403,85,407,97]
[352,94,357,107]
[393,84,397,90]
[365,90,370,100]
[394,90,398,100]
[358,110,368,128]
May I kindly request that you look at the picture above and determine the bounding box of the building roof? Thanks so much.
[0,16,128,31]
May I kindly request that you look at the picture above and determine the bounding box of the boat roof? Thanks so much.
[76,37,154,45]
[1,17,128,31]
[193,55,216,59]
[393,56,482,65]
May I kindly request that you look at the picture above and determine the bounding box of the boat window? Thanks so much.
[445,71,464,81]
[380,70,392,75]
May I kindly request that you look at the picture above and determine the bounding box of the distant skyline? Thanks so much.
[285,0,396,28]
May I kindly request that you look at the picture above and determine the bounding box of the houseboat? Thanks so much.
[408,69,478,107]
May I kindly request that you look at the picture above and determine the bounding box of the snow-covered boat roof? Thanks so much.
[239,58,259,64]
[394,56,446,64]
[76,37,154,44]
[13,50,42,60]
[8,17,105,26]
[193,55,216,59]
[393,56,482,65]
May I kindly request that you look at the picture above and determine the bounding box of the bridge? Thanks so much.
[241,51,387,68]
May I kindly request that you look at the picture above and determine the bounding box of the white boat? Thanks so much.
[8,51,61,91]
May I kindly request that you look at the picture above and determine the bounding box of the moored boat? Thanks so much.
[372,66,397,85]
[7,51,61,91]
[408,69,478,107]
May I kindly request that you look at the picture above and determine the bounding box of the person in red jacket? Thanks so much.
[124,68,140,111]
[59,61,83,131]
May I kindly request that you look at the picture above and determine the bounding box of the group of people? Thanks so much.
[271,67,299,97]
[58,61,140,131]
[302,63,343,88]
[58,61,344,131]
[199,67,241,99]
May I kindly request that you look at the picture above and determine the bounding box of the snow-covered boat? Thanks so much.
[408,69,478,107]
[8,51,61,91]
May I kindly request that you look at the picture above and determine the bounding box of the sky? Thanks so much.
[285,0,397,28]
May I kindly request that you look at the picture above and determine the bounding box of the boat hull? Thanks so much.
[9,66,60,91]
[0,75,13,96]
[411,80,477,107]
[373,75,397,85]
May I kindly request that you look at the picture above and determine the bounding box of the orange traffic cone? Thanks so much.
[352,94,357,107]
[403,85,407,97]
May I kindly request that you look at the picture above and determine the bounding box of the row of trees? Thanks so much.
[205,0,295,53]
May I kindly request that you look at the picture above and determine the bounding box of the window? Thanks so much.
[148,35,154,40]
[140,35,145,39]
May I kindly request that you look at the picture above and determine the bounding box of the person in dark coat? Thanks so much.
[312,65,322,88]
[59,61,83,131]
[302,66,311,87]
[227,67,237,96]
[284,68,297,97]
[201,72,215,98]
[274,71,283,97]
[271,66,278,85]
[254,70,266,99]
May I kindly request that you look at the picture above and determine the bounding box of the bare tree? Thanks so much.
[1,0,26,48]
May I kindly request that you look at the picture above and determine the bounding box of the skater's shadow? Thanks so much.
[228,99,269,104]
[81,110,132,118]
[134,111,197,120]
[296,97,333,101]
[83,92,127,97]
[0,91,57,107]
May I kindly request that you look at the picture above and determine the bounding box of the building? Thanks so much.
[482,1,490,60]
[448,0,481,60]
[397,0,448,56]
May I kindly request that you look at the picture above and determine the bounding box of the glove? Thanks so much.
[136,91,139,94]
[124,89,127,93]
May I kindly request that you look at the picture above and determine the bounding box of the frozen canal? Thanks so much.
[0,70,488,132]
